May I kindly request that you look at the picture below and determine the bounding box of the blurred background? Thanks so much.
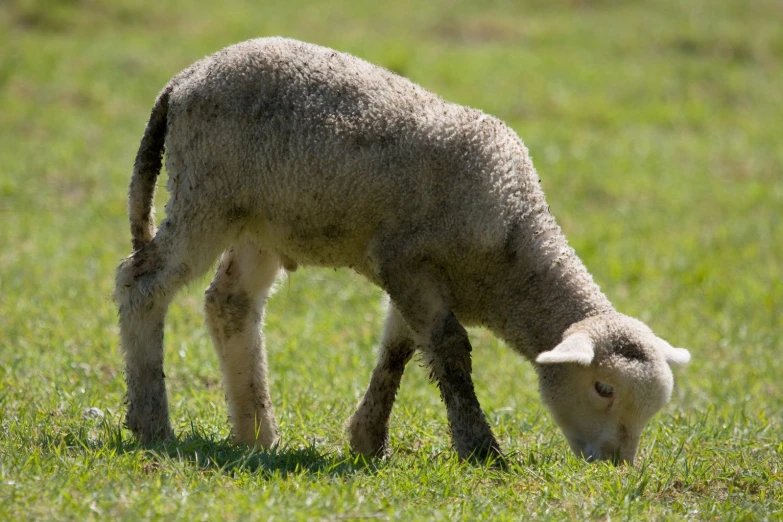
[0,0,781,517]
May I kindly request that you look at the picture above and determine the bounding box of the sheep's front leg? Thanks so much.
[373,256,503,463]
[205,241,281,448]
[423,311,502,462]
[347,302,415,457]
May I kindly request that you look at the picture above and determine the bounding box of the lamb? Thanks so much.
[114,37,691,465]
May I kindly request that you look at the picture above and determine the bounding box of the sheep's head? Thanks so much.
[535,313,690,465]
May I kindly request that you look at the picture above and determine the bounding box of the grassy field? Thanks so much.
[1,0,781,519]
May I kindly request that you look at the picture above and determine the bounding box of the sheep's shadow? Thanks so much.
[46,416,518,476]
[138,432,381,478]
[51,420,381,478]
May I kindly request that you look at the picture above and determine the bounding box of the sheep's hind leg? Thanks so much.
[115,220,225,444]
[347,302,415,457]
[205,240,281,449]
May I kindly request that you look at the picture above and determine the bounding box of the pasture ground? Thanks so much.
[1,0,781,519]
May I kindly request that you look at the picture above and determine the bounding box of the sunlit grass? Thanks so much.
[1,0,781,519]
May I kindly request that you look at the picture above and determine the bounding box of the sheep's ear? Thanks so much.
[536,333,594,366]
[656,338,691,365]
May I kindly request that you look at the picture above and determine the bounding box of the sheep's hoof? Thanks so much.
[254,432,280,451]
[459,442,507,468]
[125,406,174,445]
[348,434,391,459]
[131,422,175,445]
[238,429,279,451]
[347,417,391,458]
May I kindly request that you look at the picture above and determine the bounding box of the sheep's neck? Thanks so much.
[494,226,614,359]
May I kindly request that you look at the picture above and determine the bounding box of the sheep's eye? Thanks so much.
[595,381,614,398]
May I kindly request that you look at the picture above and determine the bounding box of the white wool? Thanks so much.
[116,38,690,464]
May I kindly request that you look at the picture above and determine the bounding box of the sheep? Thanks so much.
[114,37,691,465]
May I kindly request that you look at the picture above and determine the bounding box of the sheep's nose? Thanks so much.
[580,444,598,462]
[580,444,631,466]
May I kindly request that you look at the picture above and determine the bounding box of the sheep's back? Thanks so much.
[163,38,538,278]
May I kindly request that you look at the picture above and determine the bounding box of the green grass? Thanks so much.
[1,0,781,519]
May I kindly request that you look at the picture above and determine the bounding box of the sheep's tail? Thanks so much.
[128,84,172,251]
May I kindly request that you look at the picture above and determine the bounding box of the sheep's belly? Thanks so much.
[249,217,378,274]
